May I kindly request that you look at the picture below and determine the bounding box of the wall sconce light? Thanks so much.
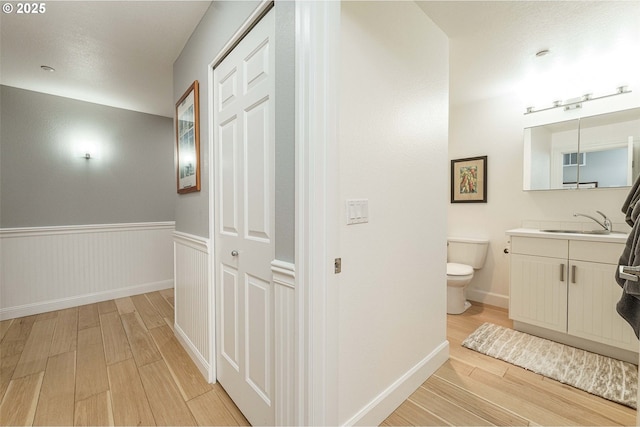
[525,86,632,115]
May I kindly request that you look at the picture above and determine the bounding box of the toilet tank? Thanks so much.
[447,237,489,269]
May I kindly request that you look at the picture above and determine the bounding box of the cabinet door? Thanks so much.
[568,260,637,352]
[510,254,567,332]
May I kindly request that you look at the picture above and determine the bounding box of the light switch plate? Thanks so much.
[346,199,368,225]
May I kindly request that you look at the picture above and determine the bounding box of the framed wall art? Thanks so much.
[176,80,201,194]
[451,155,487,203]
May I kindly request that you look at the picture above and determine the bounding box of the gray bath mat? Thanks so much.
[462,322,638,409]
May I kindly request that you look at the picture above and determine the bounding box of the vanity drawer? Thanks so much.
[511,236,568,258]
[569,240,625,264]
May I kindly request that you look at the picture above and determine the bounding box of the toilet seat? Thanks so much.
[447,262,473,276]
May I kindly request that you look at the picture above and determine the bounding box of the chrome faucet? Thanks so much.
[573,211,612,232]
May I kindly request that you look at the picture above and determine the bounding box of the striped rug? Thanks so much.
[462,322,638,409]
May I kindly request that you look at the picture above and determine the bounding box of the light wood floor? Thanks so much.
[1,296,637,426]
[383,303,637,426]
[0,289,249,426]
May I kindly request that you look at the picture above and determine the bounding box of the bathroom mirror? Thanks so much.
[523,107,640,191]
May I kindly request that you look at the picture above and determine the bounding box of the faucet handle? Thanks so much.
[596,210,613,231]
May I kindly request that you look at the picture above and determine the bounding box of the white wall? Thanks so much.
[449,93,640,308]
[337,2,449,425]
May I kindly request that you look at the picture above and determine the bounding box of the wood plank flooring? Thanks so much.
[383,303,637,426]
[1,294,636,426]
[0,290,249,426]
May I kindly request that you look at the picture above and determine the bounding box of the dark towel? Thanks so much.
[622,174,640,225]
[616,206,640,291]
[616,293,640,339]
[616,174,640,338]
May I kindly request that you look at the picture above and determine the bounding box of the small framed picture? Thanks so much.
[451,156,487,203]
[176,80,201,194]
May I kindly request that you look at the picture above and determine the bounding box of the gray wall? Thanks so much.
[274,2,296,263]
[0,85,176,228]
[173,1,295,262]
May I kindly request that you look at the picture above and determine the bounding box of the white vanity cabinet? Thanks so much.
[567,240,637,352]
[508,230,637,359]
[510,237,568,333]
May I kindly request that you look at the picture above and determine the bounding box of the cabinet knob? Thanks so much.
[504,248,510,254]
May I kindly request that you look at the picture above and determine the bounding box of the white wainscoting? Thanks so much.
[272,260,295,426]
[173,231,212,381]
[0,222,175,320]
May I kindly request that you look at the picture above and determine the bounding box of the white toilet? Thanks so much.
[447,237,489,314]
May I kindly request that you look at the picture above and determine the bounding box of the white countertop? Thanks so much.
[506,228,629,244]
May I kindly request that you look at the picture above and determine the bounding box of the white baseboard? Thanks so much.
[174,322,212,381]
[0,279,173,320]
[467,288,509,309]
[343,340,450,427]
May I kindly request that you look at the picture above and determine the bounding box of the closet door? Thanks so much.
[213,8,276,426]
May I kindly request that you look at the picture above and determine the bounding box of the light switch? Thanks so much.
[346,199,369,225]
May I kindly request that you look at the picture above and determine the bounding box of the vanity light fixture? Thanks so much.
[524,86,632,114]
[563,97,583,111]
[40,65,55,72]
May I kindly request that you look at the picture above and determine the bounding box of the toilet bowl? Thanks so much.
[447,237,489,315]
[447,262,474,314]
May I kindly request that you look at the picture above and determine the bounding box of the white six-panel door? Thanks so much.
[213,8,275,426]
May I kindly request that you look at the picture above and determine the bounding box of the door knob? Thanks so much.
[231,250,239,257]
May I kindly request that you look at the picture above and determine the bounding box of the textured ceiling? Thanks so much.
[2,1,638,117]
[0,1,211,117]
[417,1,640,109]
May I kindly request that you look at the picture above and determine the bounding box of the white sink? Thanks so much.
[540,229,610,235]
